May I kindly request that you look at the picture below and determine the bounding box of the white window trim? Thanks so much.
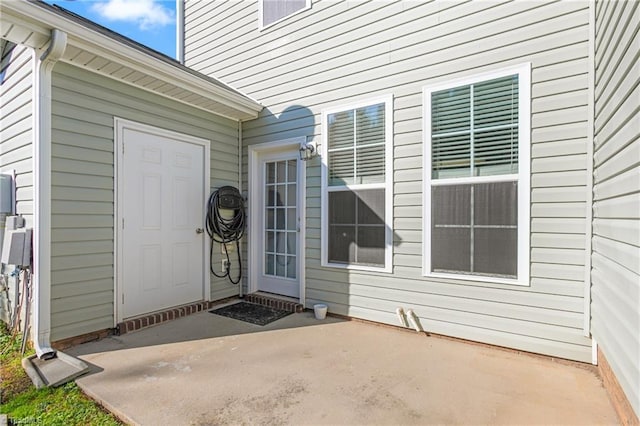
[321,95,394,273]
[259,0,311,31]
[422,63,531,286]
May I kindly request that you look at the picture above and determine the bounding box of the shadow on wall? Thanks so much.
[251,104,403,320]
[248,105,317,143]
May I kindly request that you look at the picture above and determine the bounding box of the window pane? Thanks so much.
[266,208,274,229]
[287,208,296,230]
[266,162,275,184]
[265,254,274,275]
[329,191,355,224]
[275,231,285,254]
[474,128,518,176]
[432,185,471,226]
[356,103,385,145]
[431,227,471,273]
[474,182,517,226]
[432,133,471,179]
[287,184,296,206]
[276,184,286,205]
[263,0,307,26]
[276,208,285,230]
[357,189,384,225]
[474,228,517,277]
[267,186,276,206]
[356,144,385,184]
[286,255,296,279]
[266,231,275,253]
[473,75,518,129]
[277,161,286,183]
[287,160,297,183]
[276,255,286,276]
[431,85,470,134]
[328,149,354,186]
[328,110,354,150]
[287,232,296,255]
[357,226,385,265]
[328,225,355,263]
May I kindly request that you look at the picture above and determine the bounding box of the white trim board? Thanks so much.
[422,63,531,287]
[248,137,307,304]
[320,94,394,274]
[113,118,211,323]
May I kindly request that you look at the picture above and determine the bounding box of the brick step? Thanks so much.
[244,293,304,313]
[117,300,215,335]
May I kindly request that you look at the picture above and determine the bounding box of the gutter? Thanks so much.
[32,28,67,360]
[1,1,262,120]
[176,0,185,64]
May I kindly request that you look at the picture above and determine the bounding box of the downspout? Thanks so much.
[585,0,595,345]
[238,120,243,298]
[33,29,67,359]
[176,0,185,64]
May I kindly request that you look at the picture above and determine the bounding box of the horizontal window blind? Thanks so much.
[432,75,519,179]
[328,103,386,186]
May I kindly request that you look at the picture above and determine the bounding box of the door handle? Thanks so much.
[196,228,204,234]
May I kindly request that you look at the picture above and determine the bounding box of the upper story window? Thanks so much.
[260,0,310,29]
[0,41,17,84]
[423,64,531,285]
[321,96,393,272]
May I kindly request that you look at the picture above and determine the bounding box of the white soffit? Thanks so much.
[0,1,262,121]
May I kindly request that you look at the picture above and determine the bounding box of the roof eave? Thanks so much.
[0,1,263,121]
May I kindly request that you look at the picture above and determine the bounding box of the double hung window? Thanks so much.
[423,64,530,285]
[322,97,393,272]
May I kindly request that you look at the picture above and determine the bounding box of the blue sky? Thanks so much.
[45,0,177,58]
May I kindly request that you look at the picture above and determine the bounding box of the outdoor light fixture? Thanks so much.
[299,138,317,161]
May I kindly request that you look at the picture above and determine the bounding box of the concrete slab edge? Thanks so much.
[21,356,47,389]
[75,380,139,426]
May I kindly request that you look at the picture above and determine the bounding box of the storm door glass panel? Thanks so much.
[264,160,297,279]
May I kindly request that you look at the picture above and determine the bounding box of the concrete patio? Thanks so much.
[69,305,618,425]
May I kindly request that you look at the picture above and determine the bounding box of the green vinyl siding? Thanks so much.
[0,44,33,324]
[185,1,594,362]
[50,62,240,341]
[591,0,640,418]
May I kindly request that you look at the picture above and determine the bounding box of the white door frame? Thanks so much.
[113,118,211,323]
[248,137,306,303]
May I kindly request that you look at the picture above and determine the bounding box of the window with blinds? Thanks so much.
[431,75,519,179]
[261,0,309,28]
[424,65,530,284]
[328,103,386,186]
[322,99,392,270]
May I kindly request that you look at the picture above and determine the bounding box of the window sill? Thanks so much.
[323,261,392,274]
[422,271,529,287]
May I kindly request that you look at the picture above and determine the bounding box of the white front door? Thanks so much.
[257,150,301,298]
[120,124,206,319]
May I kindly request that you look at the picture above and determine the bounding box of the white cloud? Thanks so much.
[92,0,173,30]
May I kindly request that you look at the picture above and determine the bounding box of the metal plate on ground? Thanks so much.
[23,351,89,388]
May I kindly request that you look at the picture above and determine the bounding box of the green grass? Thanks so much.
[0,325,122,426]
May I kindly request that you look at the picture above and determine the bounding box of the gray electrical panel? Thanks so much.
[0,174,13,214]
[1,228,31,266]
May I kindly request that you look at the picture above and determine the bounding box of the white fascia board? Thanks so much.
[0,1,263,120]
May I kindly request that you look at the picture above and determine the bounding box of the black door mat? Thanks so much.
[209,302,293,326]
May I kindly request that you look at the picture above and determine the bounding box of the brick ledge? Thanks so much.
[598,346,639,425]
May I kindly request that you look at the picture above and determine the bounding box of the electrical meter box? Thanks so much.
[1,228,31,266]
[0,174,13,214]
